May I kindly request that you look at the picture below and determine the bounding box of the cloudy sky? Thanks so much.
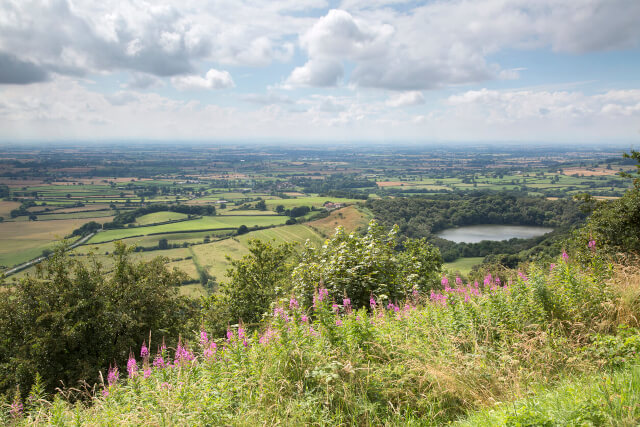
[1,0,639,144]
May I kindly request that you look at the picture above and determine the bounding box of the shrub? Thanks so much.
[292,220,442,309]
[0,242,197,397]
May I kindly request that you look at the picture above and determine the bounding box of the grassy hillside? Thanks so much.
[9,251,639,425]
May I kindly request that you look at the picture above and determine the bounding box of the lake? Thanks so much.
[435,225,554,243]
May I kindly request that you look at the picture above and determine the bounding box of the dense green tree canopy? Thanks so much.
[292,220,442,309]
[0,242,196,397]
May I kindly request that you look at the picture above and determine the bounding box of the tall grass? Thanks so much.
[4,251,639,425]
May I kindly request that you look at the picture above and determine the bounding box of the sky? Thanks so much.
[0,0,639,144]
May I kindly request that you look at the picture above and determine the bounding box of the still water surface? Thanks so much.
[435,225,554,243]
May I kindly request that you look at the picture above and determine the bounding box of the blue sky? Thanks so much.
[0,0,639,144]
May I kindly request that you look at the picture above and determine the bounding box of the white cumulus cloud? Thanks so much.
[386,91,425,107]
[172,68,235,90]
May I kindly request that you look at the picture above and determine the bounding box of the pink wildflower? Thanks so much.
[238,326,246,340]
[101,389,109,398]
[518,272,528,281]
[588,240,596,250]
[107,365,119,386]
[483,274,492,286]
[562,251,569,261]
[455,276,462,286]
[153,353,166,369]
[10,399,23,418]
[369,296,377,309]
[335,318,343,326]
[441,276,449,287]
[259,327,277,345]
[289,297,299,310]
[143,368,151,379]
[550,263,556,272]
[204,342,217,359]
[200,330,209,346]
[314,287,329,307]
[332,303,340,313]
[175,343,195,364]
[226,328,234,341]
[127,355,137,379]
[140,341,149,359]
[343,297,351,312]
[301,314,308,323]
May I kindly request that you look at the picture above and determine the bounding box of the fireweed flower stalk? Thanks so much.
[107,365,119,387]
[127,354,137,379]
[153,349,167,369]
[140,341,149,359]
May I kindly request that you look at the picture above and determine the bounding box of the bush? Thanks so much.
[292,220,442,309]
[0,242,197,397]
[202,239,295,336]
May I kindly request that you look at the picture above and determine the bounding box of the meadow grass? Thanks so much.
[444,257,485,276]
[457,364,640,426]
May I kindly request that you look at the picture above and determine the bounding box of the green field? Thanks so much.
[264,196,358,209]
[34,210,116,220]
[88,215,289,243]
[444,257,484,275]
[0,216,113,268]
[218,209,279,216]
[134,211,188,225]
[191,224,323,281]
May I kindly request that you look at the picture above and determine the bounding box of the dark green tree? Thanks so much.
[202,239,295,335]
[577,151,640,255]
[0,242,196,397]
[292,220,442,309]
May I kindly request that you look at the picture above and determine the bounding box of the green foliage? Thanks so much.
[71,220,102,237]
[13,252,639,426]
[0,242,196,397]
[588,326,640,368]
[575,151,640,256]
[292,220,442,309]
[288,205,311,218]
[459,364,640,426]
[368,193,586,263]
[202,239,295,335]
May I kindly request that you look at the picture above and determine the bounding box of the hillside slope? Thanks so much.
[8,251,639,425]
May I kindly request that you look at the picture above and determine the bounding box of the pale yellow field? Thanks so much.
[307,206,370,237]
[0,216,114,268]
[0,201,21,218]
